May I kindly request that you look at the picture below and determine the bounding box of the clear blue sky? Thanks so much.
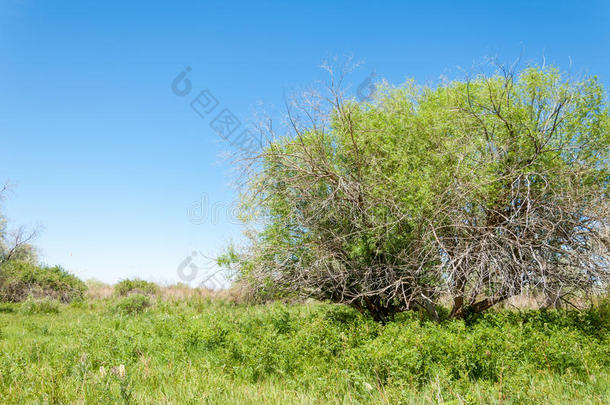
[1,0,608,285]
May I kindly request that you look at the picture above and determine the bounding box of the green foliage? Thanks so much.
[112,294,151,315]
[19,297,60,314]
[0,260,87,303]
[114,279,159,297]
[0,298,608,403]
[469,297,610,339]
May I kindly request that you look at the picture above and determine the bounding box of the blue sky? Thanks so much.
[1,0,608,285]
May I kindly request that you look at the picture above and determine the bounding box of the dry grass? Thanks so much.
[85,279,240,302]
[86,279,598,314]
[85,280,114,300]
[158,283,220,301]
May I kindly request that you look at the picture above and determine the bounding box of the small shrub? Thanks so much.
[0,261,87,303]
[112,294,151,315]
[20,297,60,314]
[114,279,159,297]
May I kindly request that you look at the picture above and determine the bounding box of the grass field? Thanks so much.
[0,295,608,404]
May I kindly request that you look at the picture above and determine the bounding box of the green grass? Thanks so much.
[19,296,61,314]
[0,298,608,404]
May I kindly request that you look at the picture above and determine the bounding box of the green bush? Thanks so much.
[114,279,159,297]
[467,296,610,340]
[20,297,60,314]
[112,294,151,314]
[0,261,87,303]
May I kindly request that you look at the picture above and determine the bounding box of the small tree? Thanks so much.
[0,183,38,266]
[230,64,609,322]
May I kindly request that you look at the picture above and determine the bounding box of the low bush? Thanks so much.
[467,297,610,339]
[112,294,151,314]
[0,261,87,303]
[114,279,159,297]
[19,297,60,314]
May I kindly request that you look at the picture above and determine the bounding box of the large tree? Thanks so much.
[229,65,609,322]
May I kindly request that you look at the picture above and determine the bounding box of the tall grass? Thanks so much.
[0,296,608,404]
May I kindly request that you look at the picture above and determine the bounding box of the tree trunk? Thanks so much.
[449,277,467,319]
